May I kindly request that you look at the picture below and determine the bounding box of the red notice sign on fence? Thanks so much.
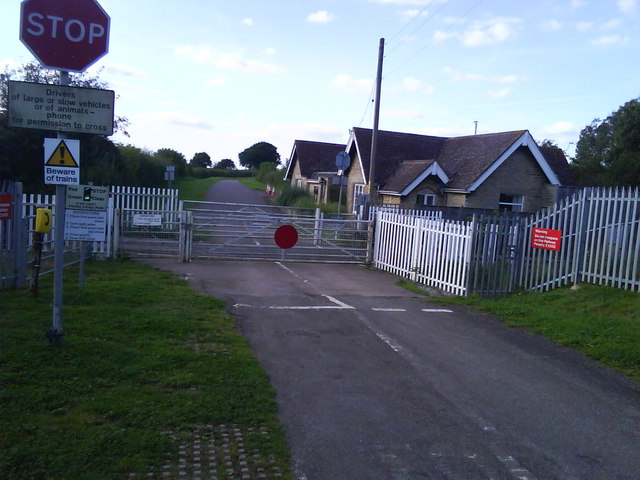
[531,227,562,251]
[0,194,12,220]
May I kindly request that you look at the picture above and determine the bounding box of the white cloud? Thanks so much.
[307,11,336,23]
[264,47,277,55]
[443,67,518,85]
[540,19,563,32]
[618,0,637,12]
[105,62,149,79]
[461,17,520,47]
[332,74,373,94]
[433,30,453,42]
[242,18,253,26]
[570,0,588,8]
[591,34,628,45]
[175,45,279,74]
[436,17,520,47]
[494,74,518,84]
[575,21,593,32]
[601,19,623,30]
[399,9,428,21]
[486,88,511,99]
[391,77,435,94]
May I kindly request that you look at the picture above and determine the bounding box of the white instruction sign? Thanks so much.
[64,209,107,242]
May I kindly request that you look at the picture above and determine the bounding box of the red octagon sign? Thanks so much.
[20,0,110,72]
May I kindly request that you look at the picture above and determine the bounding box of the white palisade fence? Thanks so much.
[373,211,473,295]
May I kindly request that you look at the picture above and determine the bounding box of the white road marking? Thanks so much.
[497,455,537,480]
[375,333,403,353]
[324,295,355,309]
[233,295,355,311]
[372,308,406,312]
[421,308,453,313]
[276,261,300,278]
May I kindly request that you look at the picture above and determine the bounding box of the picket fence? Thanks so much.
[0,183,179,289]
[374,211,472,295]
[373,187,640,296]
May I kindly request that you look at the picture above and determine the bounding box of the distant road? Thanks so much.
[203,179,271,205]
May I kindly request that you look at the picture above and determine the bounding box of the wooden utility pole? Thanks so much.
[368,38,385,198]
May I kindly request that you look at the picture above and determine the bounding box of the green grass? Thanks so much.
[400,281,640,382]
[0,260,291,480]
[173,177,223,200]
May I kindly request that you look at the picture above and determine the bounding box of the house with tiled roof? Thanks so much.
[344,127,577,213]
[284,140,346,203]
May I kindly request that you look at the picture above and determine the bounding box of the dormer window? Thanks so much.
[416,191,436,206]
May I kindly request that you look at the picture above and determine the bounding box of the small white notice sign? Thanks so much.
[64,209,107,242]
[133,213,162,227]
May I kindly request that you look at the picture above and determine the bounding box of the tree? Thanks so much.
[214,158,235,170]
[154,148,187,176]
[572,98,640,187]
[238,142,280,170]
[540,139,559,148]
[190,152,212,168]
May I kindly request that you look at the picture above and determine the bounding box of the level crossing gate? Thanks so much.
[113,201,372,264]
[184,201,371,263]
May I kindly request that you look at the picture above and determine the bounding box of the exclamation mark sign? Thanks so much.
[59,145,66,165]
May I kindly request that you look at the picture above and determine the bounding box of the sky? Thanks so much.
[2,0,639,167]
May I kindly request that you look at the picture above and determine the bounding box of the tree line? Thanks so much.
[0,63,281,192]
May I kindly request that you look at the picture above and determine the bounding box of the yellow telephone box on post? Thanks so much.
[35,208,52,234]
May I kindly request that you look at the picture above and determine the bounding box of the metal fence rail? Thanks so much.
[468,215,522,296]
[113,208,190,260]
[185,202,371,263]
[522,187,640,292]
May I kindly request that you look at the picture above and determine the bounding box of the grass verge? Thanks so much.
[0,260,291,480]
[399,280,640,382]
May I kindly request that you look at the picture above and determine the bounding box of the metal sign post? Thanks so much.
[335,152,351,215]
[46,70,70,345]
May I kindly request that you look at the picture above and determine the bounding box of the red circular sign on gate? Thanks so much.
[274,225,298,249]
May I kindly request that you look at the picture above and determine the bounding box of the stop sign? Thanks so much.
[20,0,110,72]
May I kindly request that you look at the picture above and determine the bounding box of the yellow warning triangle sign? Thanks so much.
[45,140,79,167]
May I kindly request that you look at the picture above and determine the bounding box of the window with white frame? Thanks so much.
[353,183,366,212]
[416,192,436,206]
[498,193,524,212]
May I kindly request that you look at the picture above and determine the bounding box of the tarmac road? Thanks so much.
[139,258,640,480]
[139,181,640,479]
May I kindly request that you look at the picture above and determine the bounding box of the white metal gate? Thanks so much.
[184,201,372,263]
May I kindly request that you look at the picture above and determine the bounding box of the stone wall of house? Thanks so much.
[463,147,550,212]
[444,192,467,208]
[290,162,304,188]
[380,195,401,205]
[345,153,366,212]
